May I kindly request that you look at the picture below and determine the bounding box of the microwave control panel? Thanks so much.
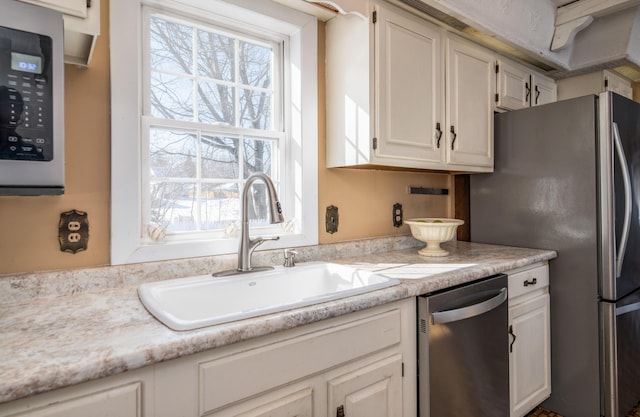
[0,25,53,161]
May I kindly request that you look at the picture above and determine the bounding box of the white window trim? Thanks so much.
[110,0,318,265]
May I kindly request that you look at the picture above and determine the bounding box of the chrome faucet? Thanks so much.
[214,173,284,276]
[238,173,284,271]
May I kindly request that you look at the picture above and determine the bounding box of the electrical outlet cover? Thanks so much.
[59,209,89,253]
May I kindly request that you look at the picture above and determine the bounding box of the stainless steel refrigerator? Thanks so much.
[470,92,640,417]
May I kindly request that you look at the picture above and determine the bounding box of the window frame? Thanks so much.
[110,0,318,264]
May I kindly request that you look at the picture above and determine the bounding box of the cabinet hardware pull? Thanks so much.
[435,123,443,148]
[450,126,457,150]
[535,85,541,104]
[525,82,531,103]
[337,405,345,417]
[523,278,537,286]
[509,325,516,353]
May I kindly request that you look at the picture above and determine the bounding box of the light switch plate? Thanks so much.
[393,203,403,227]
[326,205,339,234]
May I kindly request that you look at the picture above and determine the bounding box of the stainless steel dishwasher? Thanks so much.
[418,274,509,417]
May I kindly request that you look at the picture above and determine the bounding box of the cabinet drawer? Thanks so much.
[218,387,313,417]
[6,383,141,417]
[508,264,549,300]
[199,309,401,415]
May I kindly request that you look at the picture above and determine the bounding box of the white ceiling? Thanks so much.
[304,0,640,79]
[393,0,640,80]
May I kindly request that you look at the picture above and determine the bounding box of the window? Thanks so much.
[111,0,318,264]
[145,12,284,235]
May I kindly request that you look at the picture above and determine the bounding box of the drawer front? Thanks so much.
[7,383,141,417]
[508,264,549,300]
[199,309,401,415]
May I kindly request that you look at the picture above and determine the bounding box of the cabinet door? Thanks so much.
[532,74,557,106]
[328,355,403,417]
[446,35,494,170]
[509,294,551,417]
[9,383,142,417]
[496,60,531,110]
[374,3,445,167]
[325,6,372,168]
[604,70,633,99]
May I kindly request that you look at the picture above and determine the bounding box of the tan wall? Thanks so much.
[0,0,111,274]
[318,165,452,244]
[0,5,452,275]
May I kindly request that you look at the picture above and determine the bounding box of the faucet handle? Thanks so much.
[251,235,280,246]
[284,248,298,267]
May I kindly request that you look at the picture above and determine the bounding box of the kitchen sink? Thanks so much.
[138,262,399,331]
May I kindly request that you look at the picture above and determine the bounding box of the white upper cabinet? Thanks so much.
[325,0,494,172]
[446,34,495,170]
[557,69,633,101]
[496,58,557,111]
[603,70,633,98]
[18,0,100,66]
[496,60,531,110]
[532,73,557,106]
[374,4,445,166]
[19,0,86,17]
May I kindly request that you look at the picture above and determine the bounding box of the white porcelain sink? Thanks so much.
[138,262,399,331]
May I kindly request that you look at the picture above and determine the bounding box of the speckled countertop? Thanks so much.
[0,240,556,405]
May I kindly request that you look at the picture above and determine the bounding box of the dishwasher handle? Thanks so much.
[431,287,508,325]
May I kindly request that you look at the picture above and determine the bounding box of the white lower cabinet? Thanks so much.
[158,300,414,417]
[236,388,313,417]
[3,384,142,417]
[0,369,153,417]
[207,385,315,417]
[507,263,551,417]
[0,300,415,417]
[328,354,403,417]
[0,299,415,417]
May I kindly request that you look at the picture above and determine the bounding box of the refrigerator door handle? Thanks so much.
[613,122,632,278]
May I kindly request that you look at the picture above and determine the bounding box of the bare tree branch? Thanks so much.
[148,15,277,229]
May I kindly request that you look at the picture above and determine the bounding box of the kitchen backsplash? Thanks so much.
[0,235,421,304]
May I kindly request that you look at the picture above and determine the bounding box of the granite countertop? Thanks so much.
[0,241,556,405]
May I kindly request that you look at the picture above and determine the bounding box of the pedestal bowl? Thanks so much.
[404,218,464,257]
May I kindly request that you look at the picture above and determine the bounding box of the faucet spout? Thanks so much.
[237,173,284,272]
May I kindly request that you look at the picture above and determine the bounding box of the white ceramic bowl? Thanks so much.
[404,218,464,257]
